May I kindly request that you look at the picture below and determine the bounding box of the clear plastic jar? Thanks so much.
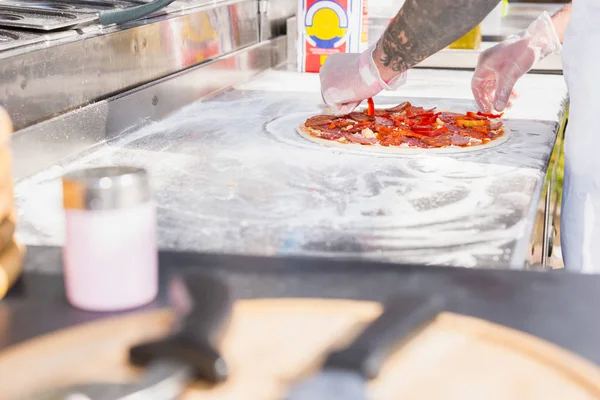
[62,166,158,311]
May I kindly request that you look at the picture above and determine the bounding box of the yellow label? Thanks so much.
[305,4,349,46]
[449,24,482,50]
[501,0,509,17]
[320,54,328,65]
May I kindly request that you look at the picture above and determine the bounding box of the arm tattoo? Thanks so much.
[377,0,501,73]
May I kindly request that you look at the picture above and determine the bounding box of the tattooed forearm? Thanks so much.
[551,2,571,43]
[373,0,500,80]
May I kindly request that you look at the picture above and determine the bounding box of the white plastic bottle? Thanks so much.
[62,166,158,311]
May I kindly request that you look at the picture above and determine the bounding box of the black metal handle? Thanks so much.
[323,294,446,379]
[129,273,233,383]
[169,273,233,345]
[99,0,175,25]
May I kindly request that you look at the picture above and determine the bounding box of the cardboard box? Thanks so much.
[297,0,368,73]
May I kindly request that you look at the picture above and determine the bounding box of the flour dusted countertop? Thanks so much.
[14,68,568,271]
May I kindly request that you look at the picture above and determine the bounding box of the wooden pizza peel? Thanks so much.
[0,237,24,300]
[0,107,14,226]
[2,298,600,400]
[0,106,22,300]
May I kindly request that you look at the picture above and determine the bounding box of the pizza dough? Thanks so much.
[296,103,511,155]
[297,124,511,155]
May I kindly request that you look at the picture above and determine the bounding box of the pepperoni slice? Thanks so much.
[309,123,347,136]
[403,136,427,148]
[411,126,449,136]
[490,120,503,130]
[345,121,374,133]
[408,109,437,119]
[421,135,452,148]
[374,116,394,126]
[385,102,410,113]
[460,128,489,140]
[305,115,335,128]
[344,132,378,145]
[317,131,344,140]
[347,112,375,123]
[445,124,462,133]
[449,134,470,146]
[439,112,462,123]
[406,106,426,116]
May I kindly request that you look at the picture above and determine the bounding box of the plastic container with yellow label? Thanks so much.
[297,0,369,72]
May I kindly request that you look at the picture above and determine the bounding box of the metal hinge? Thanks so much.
[548,224,555,258]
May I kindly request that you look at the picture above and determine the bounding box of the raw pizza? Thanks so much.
[298,100,508,154]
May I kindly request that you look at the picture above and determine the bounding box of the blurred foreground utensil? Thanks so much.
[285,293,447,400]
[18,273,233,400]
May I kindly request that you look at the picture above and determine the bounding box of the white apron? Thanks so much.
[561,0,600,272]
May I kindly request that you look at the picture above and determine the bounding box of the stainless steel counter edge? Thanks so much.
[2,0,260,131]
[11,36,287,180]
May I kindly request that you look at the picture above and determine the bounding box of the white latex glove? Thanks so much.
[472,11,561,113]
[320,41,407,116]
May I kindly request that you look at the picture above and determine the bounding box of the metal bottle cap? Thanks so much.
[62,166,151,210]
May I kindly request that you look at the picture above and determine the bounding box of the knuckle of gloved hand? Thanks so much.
[322,90,336,106]
[494,97,508,111]
[470,76,485,87]
[495,90,510,107]
[479,47,498,62]
[323,87,351,106]
[472,77,493,93]
[477,102,491,113]
[332,106,345,116]
[323,53,344,67]
[478,50,491,61]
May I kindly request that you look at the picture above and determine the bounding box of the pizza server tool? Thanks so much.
[15,273,233,400]
[284,293,447,400]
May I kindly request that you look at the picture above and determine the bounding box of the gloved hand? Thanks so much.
[320,41,407,116]
[472,11,561,113]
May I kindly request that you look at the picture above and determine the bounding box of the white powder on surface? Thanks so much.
[14,73,566,269]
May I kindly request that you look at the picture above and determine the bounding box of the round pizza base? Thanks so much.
[296,124,511,155]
